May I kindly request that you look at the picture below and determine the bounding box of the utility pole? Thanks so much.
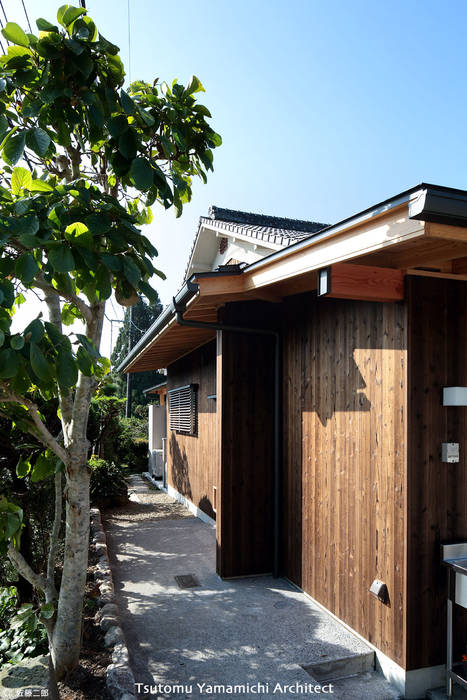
[125,305,134,418]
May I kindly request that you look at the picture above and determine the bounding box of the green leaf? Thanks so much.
[0,329,4,347]
[10,334,24,350]
[85,213,111,235]
[11,167,32,195]
[24,319,43,343]
[26,127,50,157]
[3,132,26,166]
[61,6,86,27]
[49,247,75,273]
[30,179,53,192]
[120,89,136,116]
[193,104,212,118]
[57,348,78,388]
[139,280,159,304]
[30,343,53,382]
[76,334,100,358]
[108,114,128,138]
[100,253,121,272]
[123,257,142,288]
[185,75,205,95]
[118,129,137,160]
[15,458,30,478]
[40,603,54,620]
[2,23,29,48]
[130,158,153,191]
[95,265,112,301]
[15,252,38,284]
[30,453,55,482]
[5,512,21,538]
[0,348,19,378]
[44,321,70,350]
[76,346,92,376]
[36,18,59,32]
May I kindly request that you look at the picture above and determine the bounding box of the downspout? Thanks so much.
[173,298,282,579]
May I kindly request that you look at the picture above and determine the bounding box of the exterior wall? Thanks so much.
[216,320,275,578]
[281,292,407,668]
[166,340,217,520]
[407,276,467,670]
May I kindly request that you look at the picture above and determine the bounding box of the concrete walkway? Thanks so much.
[103,476,401,700]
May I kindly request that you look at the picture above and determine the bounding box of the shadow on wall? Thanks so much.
[199,495,215,520]
[169,432,193,501]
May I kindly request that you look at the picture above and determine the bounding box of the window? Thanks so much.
[168,384,197,434]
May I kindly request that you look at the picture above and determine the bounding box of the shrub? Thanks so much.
[117,417,148,472]
[0,587,47,665]
[89,457,128,507]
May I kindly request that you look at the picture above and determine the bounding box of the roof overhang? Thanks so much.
[119,183,467,373]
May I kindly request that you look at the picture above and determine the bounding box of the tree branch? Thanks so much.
[35,275,92,327]
[8,544,47,595]
[46,471,62,602]
[0,387,68,464]
[42,283,73,431]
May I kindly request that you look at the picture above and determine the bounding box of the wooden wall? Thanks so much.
[281,293,407,667]
[217,303,276,578]
[167,340,217,519]
[407,276,467,670]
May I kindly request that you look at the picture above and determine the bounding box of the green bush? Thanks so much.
[0,587,47,666]
[89,456,128,506]
[117,417,148,471]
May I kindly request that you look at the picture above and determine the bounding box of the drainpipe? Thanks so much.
[174,300,282,578]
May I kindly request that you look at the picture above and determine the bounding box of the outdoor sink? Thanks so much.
[441,542,467,697]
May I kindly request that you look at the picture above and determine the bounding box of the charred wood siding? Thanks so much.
[281,293,407,667]
[407,276,467,670]
[167,341,217,520]
[217,303,276,578]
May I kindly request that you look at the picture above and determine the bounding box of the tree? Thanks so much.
[111,294,164,406]
[0,4,220,682]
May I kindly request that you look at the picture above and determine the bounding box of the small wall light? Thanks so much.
[369,579,390,605]
[318,267,331,296]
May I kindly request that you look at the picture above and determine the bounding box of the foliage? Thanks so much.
[87,392,125,459]
[111,295,165,404]
[0,586,48,665]
[116,416,148,471]
[0,3,219,677]
[89,456,128,504]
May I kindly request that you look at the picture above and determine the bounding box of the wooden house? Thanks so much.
[118,185,467,697]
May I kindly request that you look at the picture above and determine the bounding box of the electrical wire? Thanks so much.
[0,1,8,27]
[20,0,32,34]
[127,0,131,83]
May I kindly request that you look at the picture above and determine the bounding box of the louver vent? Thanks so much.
[168,384,197,434]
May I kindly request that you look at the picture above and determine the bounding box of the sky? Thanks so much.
[4,0,467,355]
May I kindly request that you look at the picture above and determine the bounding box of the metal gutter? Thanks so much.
[116,278,199,373]
[243,183,467,275]
[173,298,282,580]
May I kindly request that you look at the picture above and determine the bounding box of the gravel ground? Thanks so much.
[102,474,194,526]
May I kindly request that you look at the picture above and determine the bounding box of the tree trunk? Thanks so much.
[51,461,90,678]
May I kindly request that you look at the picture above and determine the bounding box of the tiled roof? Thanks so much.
[202,205,329,245]
[184,205,329,281]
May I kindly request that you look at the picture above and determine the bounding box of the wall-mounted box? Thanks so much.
[443,387,467,406]
[442,443,459,463]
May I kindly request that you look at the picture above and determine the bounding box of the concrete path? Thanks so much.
[103,476,400,700]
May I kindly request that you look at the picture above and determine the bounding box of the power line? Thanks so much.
[20,0,32,34]
[127,0,131,83]
[0,1,8,28]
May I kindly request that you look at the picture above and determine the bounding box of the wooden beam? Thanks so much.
[324,263,404,302]
[425,221,467,242]
[242,207,424,292]
[405,269,467,282]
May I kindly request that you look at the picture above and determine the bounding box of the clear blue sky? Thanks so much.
[5,0,467,349]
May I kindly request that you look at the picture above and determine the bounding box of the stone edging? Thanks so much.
[90,507,137,700]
